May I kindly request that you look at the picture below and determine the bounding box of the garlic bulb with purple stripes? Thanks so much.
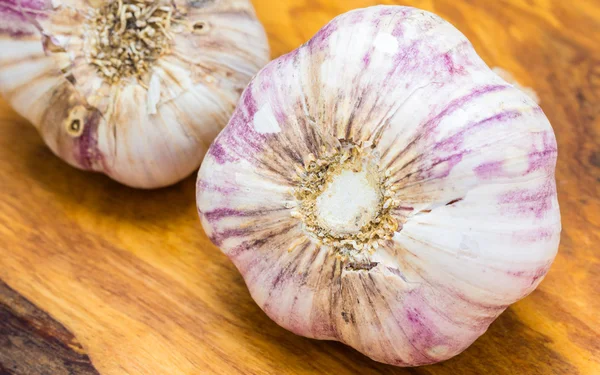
[196,5,561,366]
[0,0,268,188]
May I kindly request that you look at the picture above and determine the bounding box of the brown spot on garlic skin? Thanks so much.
[192,20,210,34]
[42,33,65,53]
[38,82,105,172]
[64,105,87,137]
[73,109,104,171]
[345,262,379,271]
[69,119,82,134]
[445,198,463,206]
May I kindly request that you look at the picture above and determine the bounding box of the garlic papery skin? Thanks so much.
[0,0,269,188]
[196,5,561,367]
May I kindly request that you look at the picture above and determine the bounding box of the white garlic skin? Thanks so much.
[0,0,269,188]
[196,6,561,367]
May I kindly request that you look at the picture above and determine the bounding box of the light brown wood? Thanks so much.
[1,0,599,374]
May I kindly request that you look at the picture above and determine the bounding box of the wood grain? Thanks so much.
[0,280,99,375]
[0,0,599,374]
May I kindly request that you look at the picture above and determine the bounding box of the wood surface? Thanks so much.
[0,280,99,375]
[1,0,599,374]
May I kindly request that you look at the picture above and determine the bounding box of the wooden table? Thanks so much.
[1,0,599,374]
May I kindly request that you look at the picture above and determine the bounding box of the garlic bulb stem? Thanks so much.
[87,0,174,84]
[294,142,399,259]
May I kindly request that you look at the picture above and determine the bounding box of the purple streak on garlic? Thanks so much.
[0,0,269,188]
[196,6,561,367]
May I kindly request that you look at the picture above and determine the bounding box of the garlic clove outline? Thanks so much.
[196,6,561,366]
[0,0,269,188]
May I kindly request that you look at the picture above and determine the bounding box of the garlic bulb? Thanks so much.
[197,5,561,366]
[492,67,540,104]
[0,0,269,188]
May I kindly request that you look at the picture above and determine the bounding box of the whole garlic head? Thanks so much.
[196,6,561,366]
[0,0,269,188]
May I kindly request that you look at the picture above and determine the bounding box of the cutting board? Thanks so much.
[1,0,599,374]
